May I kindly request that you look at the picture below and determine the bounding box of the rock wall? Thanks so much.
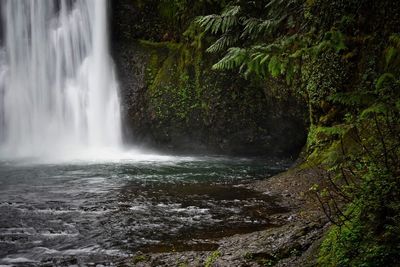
[110,0,308,156]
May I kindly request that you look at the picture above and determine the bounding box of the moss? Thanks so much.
[204,250,221,267]
[134,38,306,155]
[140,39,183,51]
[117,0,400,264]
[243,243,304,267]
[301,50,349,126]
[139,40,205,125]
[177,262,189,267]
[115,2,307,156]
[132,254,151,264]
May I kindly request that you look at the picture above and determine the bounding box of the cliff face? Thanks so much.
[110,0,307,156]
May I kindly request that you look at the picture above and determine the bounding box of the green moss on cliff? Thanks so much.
[121,37,306,155]
[141,40,202,122]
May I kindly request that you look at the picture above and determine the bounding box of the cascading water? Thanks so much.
[0,0,122,159]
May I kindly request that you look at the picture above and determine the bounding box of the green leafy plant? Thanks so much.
[204,250,221,267]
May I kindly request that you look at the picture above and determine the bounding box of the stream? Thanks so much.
[0,155,289,266]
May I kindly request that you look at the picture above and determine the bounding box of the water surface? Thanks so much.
[0,155,289,266]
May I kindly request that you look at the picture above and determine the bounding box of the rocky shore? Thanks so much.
[126,167,330,266]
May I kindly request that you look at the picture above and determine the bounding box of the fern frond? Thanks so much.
[196,5,241,35]
[257,18,282,35]
[376,73,395,90]
[241,18,262,38]
[328,92,374,107]
[360,103,388,119]
[212,47,247,70]
[206,35,239,53]
[244,52,269,77]
[241,17,283,39]
[195,15,216,32]
[268,55,282,77]
[266,0,300,11]
[315,126,348,137]
[389,34,400,49]
[330,30,347,52]
[221,5,241,17]
[385,47,397,67]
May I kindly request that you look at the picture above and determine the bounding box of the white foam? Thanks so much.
[0,147,200,165]
[1,257,36,264]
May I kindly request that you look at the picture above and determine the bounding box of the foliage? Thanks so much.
[196,5,241,34]
[158,0,225,32]
[195,0,306,85]
[193,0,400,265]
[204,250,221,267]
[128,0,400,264]
[132,254,151,264]
[136,39,304,156]
[315,44,400,265]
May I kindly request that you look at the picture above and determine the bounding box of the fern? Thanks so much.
[265,0,298,10]
[384,35,400,70]
[385,47,397,67]
[316,126,348,138]
[221,5,241,17]
[268,55,282,77]
[360,103,388,119]
[244,51,270,77]
[258,18,283,34]
[206,34,239,53]
[197,0,304,83]
[376,73,395,90]
[196,5,241,35]
[212,47,247,70]
[389,33,400,49]
[312,30,347,55]
[241,18,262,37]
[328,92,375,107]
[331,31,347,52]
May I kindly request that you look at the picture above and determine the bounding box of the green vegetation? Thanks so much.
[115,0,308,155]
[119,0,400,264]
[204,250,221,267]
[132,253,151,264]
[192,0,400,265]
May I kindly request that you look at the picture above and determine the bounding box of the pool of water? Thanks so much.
[0,154,290,266]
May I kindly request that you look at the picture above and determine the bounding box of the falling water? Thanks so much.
[0,0,122,159]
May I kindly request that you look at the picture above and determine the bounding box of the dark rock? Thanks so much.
[110,0,308,157]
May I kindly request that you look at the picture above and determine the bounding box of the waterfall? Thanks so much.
[0,0,122,159]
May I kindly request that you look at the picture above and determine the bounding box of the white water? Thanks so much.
[0,0,122,159]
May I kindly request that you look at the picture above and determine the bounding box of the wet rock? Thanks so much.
[127,168,330,267]
[110,0,308,157]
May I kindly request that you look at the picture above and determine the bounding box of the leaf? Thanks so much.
[316,126,347,137]
[389,34,400,49]
[328,92,374,107]
[360,103,388,119]
[331,30,347,52]
[260,54,270,64]
[206,35,239,53]
[268,56,281,77]
[385,47,397,67]
[196,6,240,35]
[212,47,247,70]
[376,73,395,90]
